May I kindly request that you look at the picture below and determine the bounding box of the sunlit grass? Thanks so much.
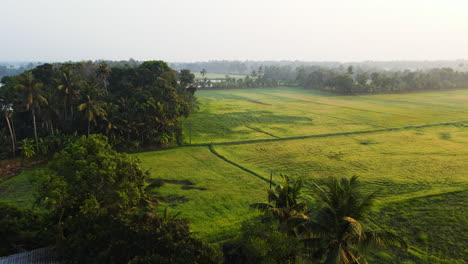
[135,147,266,242]
[184,87,468,143]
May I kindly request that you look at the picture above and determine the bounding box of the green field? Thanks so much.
[1,87,467,263]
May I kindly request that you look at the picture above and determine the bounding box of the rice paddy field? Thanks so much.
[1,87,467,263]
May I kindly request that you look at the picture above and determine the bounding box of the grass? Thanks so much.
[1,87,467,263]
[370,190,468,264]
[134,147,267,242]
[0,167,41,207]
[214,125,468,200]
[183,87,468,143]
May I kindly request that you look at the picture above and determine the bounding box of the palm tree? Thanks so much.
[96,62,111,90]
[1,104,16,157]
[302,176,407,264]
[56,68,81,120]
[78,95,107,136]
[251,175,309,237]
[200,68,207,77]
[15,72,47,152]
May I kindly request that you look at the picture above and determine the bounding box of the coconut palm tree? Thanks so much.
[302,176,407,264]
[15,72,47,152]
[96,62,111,90]
[251,175,309,237]
[56,68,81,120]
[78,95,107,136]
[1,104,16,157]
[200,68,207,77]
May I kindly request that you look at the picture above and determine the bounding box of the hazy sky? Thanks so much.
[1,0,468,62]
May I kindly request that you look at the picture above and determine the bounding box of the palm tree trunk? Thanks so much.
[32,108,39,152]
[11,118,17,143]
[50,121,54,136]
[4,112,16,158]
[64,100,68,120]
[87,120,90,137]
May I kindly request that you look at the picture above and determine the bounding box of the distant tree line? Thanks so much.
[0,60,197,159]
[193,65,308,89]
[170,60,468,76]
[196,64,468,95]
[0,63,41,80]
[296,66,468,94]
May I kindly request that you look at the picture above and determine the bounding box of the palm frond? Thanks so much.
[361,230,408,251]
[250,202,273,212]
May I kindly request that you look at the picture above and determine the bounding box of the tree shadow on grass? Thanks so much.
[189,110,313,139]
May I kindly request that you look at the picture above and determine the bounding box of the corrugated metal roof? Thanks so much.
[0,247,59,264]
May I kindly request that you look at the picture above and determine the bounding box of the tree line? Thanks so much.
[169,60,468,76]
[0,60,197,159]
[195,65,468,95]
[295,66,468,95]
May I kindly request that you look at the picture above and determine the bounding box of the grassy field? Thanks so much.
[1,87,467,263]
[183,87,468,143]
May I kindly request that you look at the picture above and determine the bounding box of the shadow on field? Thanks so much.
[190,110,313,138]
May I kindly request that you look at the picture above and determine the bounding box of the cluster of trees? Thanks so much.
[0,135,217,263]
[196,66,293,89]
[0,60,197,159]
[194,64,468,95]
[296,67,468,95]
[226,175,407,263]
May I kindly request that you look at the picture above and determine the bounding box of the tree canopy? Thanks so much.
[35,135,217,263]
[0,61,197,158]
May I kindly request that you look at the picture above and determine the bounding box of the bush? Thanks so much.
[223,216,301,264]
[0,202,53,256]
[36,135,217,263]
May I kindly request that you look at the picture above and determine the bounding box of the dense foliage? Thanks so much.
[239,176,408,263]
[0,202,53,256]
[295,67,468,95]
[0,60,197,159]
[35,135,217,263]
[224,216,301,264]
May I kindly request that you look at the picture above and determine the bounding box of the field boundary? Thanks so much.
[245,126,280,138]
[185,121,467,147]
[207,145,275,185]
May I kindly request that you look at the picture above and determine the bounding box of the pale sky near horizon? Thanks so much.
[1,0,467,62]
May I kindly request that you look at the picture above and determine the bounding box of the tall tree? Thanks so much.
[1,105,16,157]
[200,68,207,77]
[56,67,81,120]
[96,62,111,90]
[78,96,107,136]
[251,175,309,237]
[302,176,407,264]
[15,72,47,152]
[179,69,195,88]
